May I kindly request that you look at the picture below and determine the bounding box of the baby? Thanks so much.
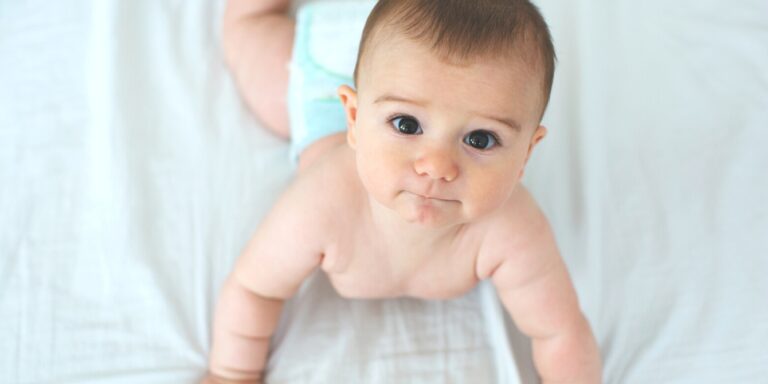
[206,0,601,383]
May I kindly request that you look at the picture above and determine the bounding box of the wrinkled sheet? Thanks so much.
[1,0,767,383]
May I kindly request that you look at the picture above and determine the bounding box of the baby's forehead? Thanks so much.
[358,32,547,93]
[356,35,548,117]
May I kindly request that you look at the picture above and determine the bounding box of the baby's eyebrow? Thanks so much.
[374,94,428,107]
[374,93,521,133]
[486,115,522,133]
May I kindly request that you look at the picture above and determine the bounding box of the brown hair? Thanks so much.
[353,0,557,117]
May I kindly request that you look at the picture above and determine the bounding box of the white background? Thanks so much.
[1,0,767,383]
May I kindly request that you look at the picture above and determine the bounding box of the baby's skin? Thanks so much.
[206,1,602,383]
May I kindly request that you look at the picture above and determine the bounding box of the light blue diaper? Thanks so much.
[287,1,375,163]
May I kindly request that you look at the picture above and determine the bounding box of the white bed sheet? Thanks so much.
[1,0,767,383]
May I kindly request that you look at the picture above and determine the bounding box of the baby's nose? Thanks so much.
[413,147,459,182]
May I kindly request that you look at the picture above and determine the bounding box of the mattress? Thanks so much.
[1,0,767,383]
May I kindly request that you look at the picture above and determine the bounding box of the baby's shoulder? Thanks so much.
[491,185,549,235]
[475,185,554,278]
[288,145,365,228]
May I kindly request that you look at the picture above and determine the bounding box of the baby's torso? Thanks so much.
[304,144,487,300]
[319,226,482,300]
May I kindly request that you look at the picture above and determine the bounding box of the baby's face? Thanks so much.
[340,36,547,228]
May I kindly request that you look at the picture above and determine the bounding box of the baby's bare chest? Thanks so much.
[319,235,481,300]
[305,151,486,299]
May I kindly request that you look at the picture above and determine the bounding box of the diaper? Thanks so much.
[287,1,375,163]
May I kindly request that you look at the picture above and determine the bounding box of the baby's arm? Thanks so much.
[206,180,326,383]
[222,0,293,137]
[478,187,602,384]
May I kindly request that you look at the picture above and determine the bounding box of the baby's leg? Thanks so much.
[224,0,351,171]
[222,0,294,139]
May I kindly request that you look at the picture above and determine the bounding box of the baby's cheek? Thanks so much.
[467,175,516,214]
[356,154,395,201]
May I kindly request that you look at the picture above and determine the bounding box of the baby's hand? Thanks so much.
[201,372,264,384]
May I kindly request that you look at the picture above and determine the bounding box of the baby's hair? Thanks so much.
[353,0,557,116]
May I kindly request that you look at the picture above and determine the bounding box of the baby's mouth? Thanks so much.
[410,191,453,202]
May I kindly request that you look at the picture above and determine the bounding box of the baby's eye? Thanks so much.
[463,130,499,150]
[390,116,422,135]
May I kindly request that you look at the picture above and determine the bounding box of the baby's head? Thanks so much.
[338,0,556,227]
[353,0,556,116]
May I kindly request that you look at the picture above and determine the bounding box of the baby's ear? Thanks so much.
[517,125,548,181]
[338,85,359,149]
